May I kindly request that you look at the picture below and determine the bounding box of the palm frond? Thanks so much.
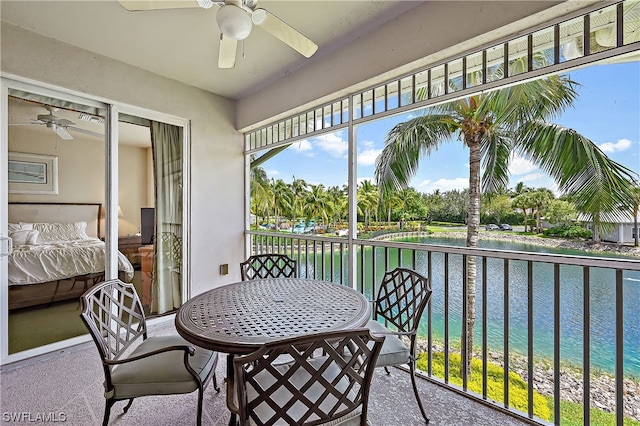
[484,75,579,130]
[375,115,456,194]
[516,121,638,217]
[480,132,512,194]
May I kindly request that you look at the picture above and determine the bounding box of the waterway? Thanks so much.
[301,237,640,377]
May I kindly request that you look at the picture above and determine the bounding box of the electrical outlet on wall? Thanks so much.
[220,264,229,275]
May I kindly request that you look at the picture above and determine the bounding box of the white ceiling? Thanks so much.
[0,0,424,101]
[8,96,152,147]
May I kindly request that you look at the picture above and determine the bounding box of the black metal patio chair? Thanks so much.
[79,279,219,426]
[240,253,297,280]
[367,267,432,424]
[226,328,385,426]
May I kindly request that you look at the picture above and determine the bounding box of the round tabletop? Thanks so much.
[175,278,371,354]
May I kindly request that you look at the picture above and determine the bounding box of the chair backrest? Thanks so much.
[161,231,182,271]
[79,279,147,364]
[229,328,384,426]
[374,267,432,334]
[240,253,297,280]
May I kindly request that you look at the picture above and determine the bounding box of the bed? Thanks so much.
[8,203,135,310]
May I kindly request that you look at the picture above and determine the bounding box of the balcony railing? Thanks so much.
[247,230,640,425]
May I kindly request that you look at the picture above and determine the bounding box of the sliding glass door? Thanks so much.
[0,78,189,364]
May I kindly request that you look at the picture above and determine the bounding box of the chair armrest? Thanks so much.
[226,370,240,415]
[103,344,195,366]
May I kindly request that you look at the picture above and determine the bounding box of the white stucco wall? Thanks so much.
[1,23,246,294]
[8,126,147,237]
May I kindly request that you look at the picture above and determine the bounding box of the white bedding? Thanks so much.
[8,237,135,286]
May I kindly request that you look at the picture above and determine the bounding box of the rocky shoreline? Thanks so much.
[427,230,640,258]
[417,341,640,421]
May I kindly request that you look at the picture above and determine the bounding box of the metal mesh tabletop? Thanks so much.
[175,278,371,354]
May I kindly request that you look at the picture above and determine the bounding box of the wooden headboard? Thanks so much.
[8,203,102,238]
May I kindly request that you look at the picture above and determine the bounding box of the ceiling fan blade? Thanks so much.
[218,34,238,68]
[117,0,214,12]
[67,126,104,139]
[53,125,73,140]
[251,8,318,58]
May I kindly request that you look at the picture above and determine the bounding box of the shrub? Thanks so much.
[417,352,552,421]
[543,225,591,239]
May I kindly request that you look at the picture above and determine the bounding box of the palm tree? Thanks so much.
[327,185,348,228]
[375,63,637,374]
[512,191,536,232]
[250,165,272,227]
[529,188,554,233]
[305,184,331,227]
[357,180,379,230]
[290,176,309,224]
[271,179,291,230]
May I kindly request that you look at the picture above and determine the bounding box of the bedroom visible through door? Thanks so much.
[2,80,188,363]
[5,87,111,355]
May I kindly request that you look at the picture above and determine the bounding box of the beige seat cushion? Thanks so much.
[366,320,410,366]
[110,335,217,399]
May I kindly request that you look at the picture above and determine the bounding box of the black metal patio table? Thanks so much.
[175,277,371,423]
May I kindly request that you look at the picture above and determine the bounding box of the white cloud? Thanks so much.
[358,143,382,166]
[599,138,632,153]
[518,172,546,183]
[311,134,348,158]
[416,177,468,193]
[509,154,538,176]
[358,149,381,166]
[289,139,313,153]
[265,169,279,177]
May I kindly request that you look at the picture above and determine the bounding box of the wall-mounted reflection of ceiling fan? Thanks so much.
[117,0,318,68]
[9,105,103,140]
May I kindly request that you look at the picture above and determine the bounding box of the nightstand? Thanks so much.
[118,235,142,269]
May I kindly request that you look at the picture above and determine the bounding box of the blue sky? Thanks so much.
[261,61,639,195]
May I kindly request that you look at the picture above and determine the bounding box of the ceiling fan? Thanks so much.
[117,0,318,68]
[9,105,103,140]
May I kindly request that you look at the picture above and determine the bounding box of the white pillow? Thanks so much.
[9,223,33,232]
[10,229,39,246]
[32,222,89,243]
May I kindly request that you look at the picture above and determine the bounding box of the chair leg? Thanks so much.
[384,366,391,375]
[409,362,429,424]
[122,398,134,414]
[102,399,114,426]
[213,373,221,393]
[196,387,204,426]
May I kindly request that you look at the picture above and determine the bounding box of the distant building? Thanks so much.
[580,213,640,244]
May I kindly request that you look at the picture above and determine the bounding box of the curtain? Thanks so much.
[150,121,183,314]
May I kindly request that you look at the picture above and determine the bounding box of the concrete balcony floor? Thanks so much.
[1,321,530,426]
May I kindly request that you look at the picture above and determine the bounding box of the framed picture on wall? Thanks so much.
[8,152,58,195]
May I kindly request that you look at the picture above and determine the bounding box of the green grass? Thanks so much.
[418,352,552,421]
[418,352,640,425]
[425,225,460,233]
[430,221,466,227]
[547,399,640,426]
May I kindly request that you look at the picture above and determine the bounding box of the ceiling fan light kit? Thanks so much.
[217,4,252,40]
